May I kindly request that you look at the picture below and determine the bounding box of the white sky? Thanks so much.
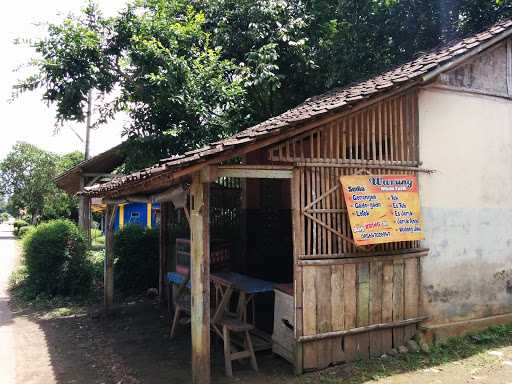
[0,0,129,161]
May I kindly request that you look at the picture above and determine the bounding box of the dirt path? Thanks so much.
[0,223,16,384]
[0,223,57,384]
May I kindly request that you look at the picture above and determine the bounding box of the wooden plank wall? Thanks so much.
[301,255,422,370]
[282,90,426,371]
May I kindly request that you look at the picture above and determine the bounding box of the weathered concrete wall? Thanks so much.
[418,88,512,325]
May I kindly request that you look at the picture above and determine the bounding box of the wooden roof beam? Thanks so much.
[202,165,293,182]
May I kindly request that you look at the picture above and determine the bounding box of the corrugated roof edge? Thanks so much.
[82,17,512,197]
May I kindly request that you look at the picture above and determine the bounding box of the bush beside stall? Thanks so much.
[13,219,93,299]
[113,224,159,295]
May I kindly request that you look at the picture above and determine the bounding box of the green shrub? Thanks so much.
[22,219,93,297]
[1,212,9,223]
[18,225,34,238]
[88,249,105,284]
[13,219,29,230]
[113,224,159,295]
[91,228,102,240]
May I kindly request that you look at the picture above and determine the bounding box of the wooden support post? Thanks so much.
[190,172,211,384]
[239,169,248,273]
[79,176,92,245]
[104,204,116,310]
[159,202,170,301]
[291,168,304,375]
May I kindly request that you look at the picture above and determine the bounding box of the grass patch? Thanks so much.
[309,324,512,384]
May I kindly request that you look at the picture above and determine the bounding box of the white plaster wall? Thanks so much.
[419,88,512,324]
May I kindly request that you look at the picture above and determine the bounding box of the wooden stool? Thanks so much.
[169,273,191,339]
[221,318,258,377]
[170,296,191,338]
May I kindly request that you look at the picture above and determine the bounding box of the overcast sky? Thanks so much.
[0,0,129,160]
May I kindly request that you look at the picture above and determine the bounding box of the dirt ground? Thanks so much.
[2,223,512,384]
[8,296,512,384]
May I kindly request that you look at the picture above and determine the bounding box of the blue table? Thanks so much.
[167,271,191,288]
[210,272,274,294]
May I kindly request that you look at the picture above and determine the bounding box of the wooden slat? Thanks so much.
[369,261,383,357]
[305,168,311,255]
[331,265,345,333]
[298,316,428,342]
[302,266,318,369]
[343,264,357,361]
[316,266,332,368]
[404,257,420,341]
[381,262,394,351]
[392,262,405,348]
[356,263,370,359]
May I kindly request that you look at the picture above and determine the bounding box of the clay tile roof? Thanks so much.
[84,18,512,197]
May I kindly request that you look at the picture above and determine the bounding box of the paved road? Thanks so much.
[0,223,58,384]
[0,223,16,384]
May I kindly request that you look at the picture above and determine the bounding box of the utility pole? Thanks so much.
[85,89,93,160]
[79,89,93,243]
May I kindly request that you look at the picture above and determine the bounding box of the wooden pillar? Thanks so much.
[104,204,116,309]
[190,172,211,384]
[239,178,248,274]
[79,176,92,244]
[159,202,170,300]
[291,168,304,374]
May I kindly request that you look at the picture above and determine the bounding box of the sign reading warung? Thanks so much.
[340,175,425,246]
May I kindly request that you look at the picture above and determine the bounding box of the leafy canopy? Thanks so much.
[0,142,83,223]
[15,0,512,171]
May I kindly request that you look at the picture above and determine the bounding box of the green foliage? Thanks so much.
[87,249,105,285]
[15,1,512,171]
[21,219,92,298]
[13,219,29,236]
[13,219,29,229]
[17,225,35,239]
[0,143,83,223]
[91,227,102,240]
[0,212,9,223]
[91,228,105,247]
[0,143,57,223]
[113,224,159,295]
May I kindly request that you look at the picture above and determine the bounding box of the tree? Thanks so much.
[15,1,512,171]
[0,143,83,223]
[42,151,84,222]
[16,1,246,171]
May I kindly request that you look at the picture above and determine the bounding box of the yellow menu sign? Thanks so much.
[340,175,425,246]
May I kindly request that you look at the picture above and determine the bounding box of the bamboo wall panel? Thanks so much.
[301,255,422,370]
[296,166,420,258]
[269,92,419,165]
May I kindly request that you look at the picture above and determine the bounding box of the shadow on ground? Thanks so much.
[8,298,512,384]
[10,299,299,384]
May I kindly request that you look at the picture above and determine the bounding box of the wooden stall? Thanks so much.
[72,20,512,383]
[86,89,428,382]
[262,91,427,372]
